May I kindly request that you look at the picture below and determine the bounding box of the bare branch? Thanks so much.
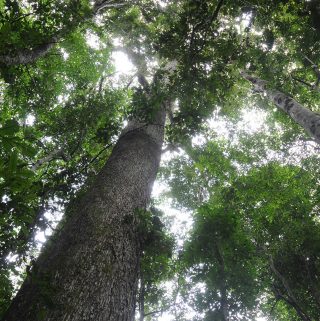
[303,56,320,88]
[304,55,316,66]
[31,148,67,171]
[93,0,127,14]
[79,143,113,174]
[291,75,320,92]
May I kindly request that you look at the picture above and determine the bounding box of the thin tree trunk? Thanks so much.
[214,243,229,321]
[2,106,166,321]
[269,255,311,321]
[305,260,320,309]
[241,71,320,144]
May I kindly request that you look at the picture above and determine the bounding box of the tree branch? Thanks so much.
[209,0,225,26]
[0,37,59,66]
[291,75,320,92]
[79,143,113,174]
[93,0,127,14]
[31,148,66,171]
[269,255,311,321]
[303,55,320,89]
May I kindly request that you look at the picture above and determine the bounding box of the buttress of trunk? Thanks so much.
[0,39,57,66]
[2,107,166,321]
[241,71,320,144]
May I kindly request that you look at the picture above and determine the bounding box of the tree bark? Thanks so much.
[241,71,320,144]
[2,106,166,321]
[0,39,58,66]
[139,273,145,321]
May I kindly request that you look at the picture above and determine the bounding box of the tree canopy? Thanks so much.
[1,0,320,320]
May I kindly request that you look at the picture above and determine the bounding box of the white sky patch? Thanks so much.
[2,194,10,203]
[152,148,194,262]
[241,13,253,28]
[156,0,167,8]
[111,51,135,74]
[41,136,53,144]
[240,108,267,133]
[60,48,69,60]
[235,12,253,34]
[34,208,64,246]
[153,149,194,248]
[192,134,207,147]
[86,31,100,49]
[207,116,230,139]
[25,114,35,126]
[207,107,267,142]
[57,94,65,103]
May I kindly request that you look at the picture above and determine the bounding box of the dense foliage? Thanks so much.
[1,0,320,320]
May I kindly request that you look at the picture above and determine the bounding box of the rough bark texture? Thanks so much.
[241,71,320,144]
[0,39,57,66]
[2,108,166,321]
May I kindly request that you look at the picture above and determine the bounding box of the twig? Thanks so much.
[291,75,320,92]
[79,143,113,173]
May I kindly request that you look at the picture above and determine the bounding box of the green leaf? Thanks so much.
[18,143,37,158]
[0,120,19,136]
[8,150,18,173]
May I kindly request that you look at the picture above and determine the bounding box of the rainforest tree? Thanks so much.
[0,0,320,320]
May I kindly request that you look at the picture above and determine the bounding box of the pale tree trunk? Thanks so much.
[0,39,58,66]
[2,106,166,321]
[241,71,320,144]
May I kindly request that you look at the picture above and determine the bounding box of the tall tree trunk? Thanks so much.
[241,71,320,144]
[0,39,58,66]
[2,107,166,321]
